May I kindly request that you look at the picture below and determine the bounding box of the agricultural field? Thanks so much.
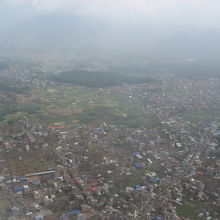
[1,85,161,129]
[181,109,220,124]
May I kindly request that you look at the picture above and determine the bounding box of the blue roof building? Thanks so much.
[134,163,142,168]
[65,210,81,215]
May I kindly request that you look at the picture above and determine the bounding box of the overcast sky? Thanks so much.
[2,0,220,28]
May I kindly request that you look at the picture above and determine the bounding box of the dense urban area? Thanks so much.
[0,58,220,220]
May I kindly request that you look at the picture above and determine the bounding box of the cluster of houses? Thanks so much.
[0,62,220,219]
[0,110,220,220]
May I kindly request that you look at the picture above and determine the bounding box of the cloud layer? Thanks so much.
[3,0,220,27]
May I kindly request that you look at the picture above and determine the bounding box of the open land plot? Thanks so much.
[6,150,56,176]
[1,85,161,129]
[181,109,220,124]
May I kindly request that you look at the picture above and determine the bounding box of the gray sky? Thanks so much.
[2,0,220,28]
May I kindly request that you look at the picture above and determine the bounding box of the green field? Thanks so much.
[181,109,220,124]
[176,204,200,219]
[1,86,161,128]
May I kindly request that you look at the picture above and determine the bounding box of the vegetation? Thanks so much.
[0,86,161,129]
[0,81,29,93]
[112,61,220,81]
[176,204,200,219]
[181,109,220,124]
[49,70,157,88]
[0,109,17,122]
[73,106,160,128]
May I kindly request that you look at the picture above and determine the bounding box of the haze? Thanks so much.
[1,0,220,72]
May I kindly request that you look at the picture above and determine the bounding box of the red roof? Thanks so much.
[87,187,98,192]
[75,178,83,185]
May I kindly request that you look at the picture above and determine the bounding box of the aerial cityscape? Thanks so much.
[1,0,220,220]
